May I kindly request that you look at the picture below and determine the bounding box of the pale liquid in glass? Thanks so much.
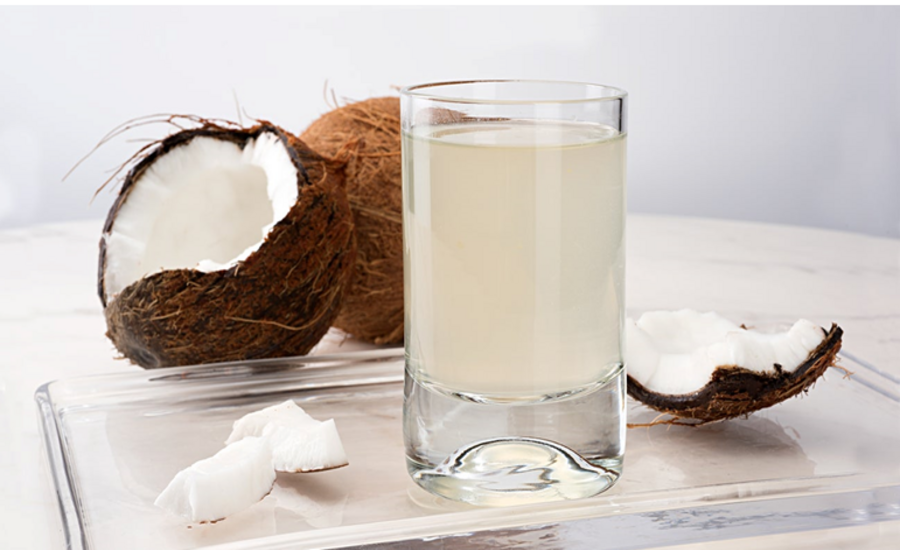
[403,120,626,402]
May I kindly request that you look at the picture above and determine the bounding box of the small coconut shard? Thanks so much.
[227,400,349,473]
[301,97,404,345]
[99,122,356,368]
[625,310,843,425]
[155,436,276,523]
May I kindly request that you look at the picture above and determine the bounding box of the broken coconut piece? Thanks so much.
[99,121,356,368]
[155,436,276,523]
[227,400,349,473]
[626,310,843,424]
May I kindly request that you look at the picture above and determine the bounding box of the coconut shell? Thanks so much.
[627,324,843,424]
[100,123,356,368]
[300,97,404,345]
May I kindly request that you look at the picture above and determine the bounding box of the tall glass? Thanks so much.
[401,80,627,506]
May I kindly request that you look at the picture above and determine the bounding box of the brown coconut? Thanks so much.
[627,324,844,426]
[300,97,404,345]
[100,122,356,368]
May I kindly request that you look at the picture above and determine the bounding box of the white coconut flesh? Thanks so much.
[626,310,826,395]
[154,436,276,523]
[226,400,349,473]
[102,132,299,303]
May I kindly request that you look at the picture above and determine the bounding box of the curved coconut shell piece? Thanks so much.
[627,324,843,424]
[101,124,356,368]
[301,97,404,345]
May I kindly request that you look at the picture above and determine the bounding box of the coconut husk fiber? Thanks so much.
[301,97,404,345]
[627,324,844,425]
[100,123,356,368]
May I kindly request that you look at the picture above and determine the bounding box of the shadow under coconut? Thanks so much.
[270,472,350,530]
[623,407,816,493]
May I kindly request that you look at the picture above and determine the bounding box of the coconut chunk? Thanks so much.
[626,310,826,395]
[227,400,349,473]
[265,420,348,473]
[103,132,299,301]
[155,436,276,523]
[226,399,319,444]
[625,309,843,424]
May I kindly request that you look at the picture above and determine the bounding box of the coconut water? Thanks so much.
[403,120,626,401]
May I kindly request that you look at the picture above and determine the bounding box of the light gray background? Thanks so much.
[1,6,897,237]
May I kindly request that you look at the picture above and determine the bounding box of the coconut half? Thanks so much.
[626,310,843,424]
[99,123,356,368]
[226,400,349,473]
[155,436,276,523]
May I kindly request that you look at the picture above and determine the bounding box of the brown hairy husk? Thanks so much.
[101,123,356,368]
[627,324,843,425]
[301,97,404,345]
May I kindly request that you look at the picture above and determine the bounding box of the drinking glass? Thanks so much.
[401,80,627,506]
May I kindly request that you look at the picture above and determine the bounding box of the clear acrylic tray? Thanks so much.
[36,347,900,549]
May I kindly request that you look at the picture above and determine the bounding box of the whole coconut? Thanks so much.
[301,97,404,345]
[100,122,356,368]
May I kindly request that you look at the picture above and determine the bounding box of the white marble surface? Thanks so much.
[1,215,898,549]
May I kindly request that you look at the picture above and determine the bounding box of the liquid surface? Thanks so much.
[403,120,626,399]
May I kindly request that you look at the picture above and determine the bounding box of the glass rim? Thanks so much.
[399,79,628,105]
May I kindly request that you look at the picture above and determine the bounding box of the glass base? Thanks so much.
[404,365,625,506]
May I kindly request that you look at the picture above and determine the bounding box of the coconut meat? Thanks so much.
[103,132,299,302]
[626,310,826,395]
[154,436,276,523]
[227,400,349,472]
